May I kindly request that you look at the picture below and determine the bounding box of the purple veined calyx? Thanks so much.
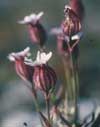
[25,51,57,95]
[8,47,34,83]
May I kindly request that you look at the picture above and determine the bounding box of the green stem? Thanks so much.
[69,53,79,124]
[62,57,73,115]
[62,52,79,123]
[63,57,73,101]
[31,85,40,111]
[45,94,50,123]
[31,85,45,127]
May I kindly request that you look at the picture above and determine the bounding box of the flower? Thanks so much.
[8,47,34,83]
[31,51,57,95]
[62,5,82,39]
[24,51,52,66]
[18,12,47,48]
[50,4,83,56]
[61,6,83,56]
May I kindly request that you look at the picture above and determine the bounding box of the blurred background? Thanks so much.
[0,0,100,126]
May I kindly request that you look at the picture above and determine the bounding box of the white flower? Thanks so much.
[18,11,44,24]
[8,47,30,61]
[36,51,52,64]
[25,51,52,66]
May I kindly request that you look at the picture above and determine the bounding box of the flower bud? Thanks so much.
[18,12,47,48]
[60,6,82,55]
[61,8,81,37]
[33,64,57,95]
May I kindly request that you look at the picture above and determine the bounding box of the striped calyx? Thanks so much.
[33,64,57,95]
[8,47,34,83]
[15,57,34,83]
[62,6,81,37]
[58,6,83,55]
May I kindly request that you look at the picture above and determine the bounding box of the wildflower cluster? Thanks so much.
[8,1,100,127]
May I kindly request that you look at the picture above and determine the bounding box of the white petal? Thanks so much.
[8,53,15,61]
[18,20,27,24]
[71,31,83,40]
[24,61,34,66]
[30,14,37,21]
[8,47,30,61]
[65,5,71,10]
[40,52,47,63]
[30,14,36,18]
[37,12,44,20]
[34,51,52,65]
[25,57,32,62]
[23,47,30,54]
[44,52,52,63]
[17,47,30,57]
[36,51,41,62]
[39,52,52,64]
[24,16,31,22]
[18,16,31,24]
[24,57,36,66]
[41,52,46,58]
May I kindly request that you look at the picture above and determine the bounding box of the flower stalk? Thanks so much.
[8,1,100,127]
[45,93,51,123]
